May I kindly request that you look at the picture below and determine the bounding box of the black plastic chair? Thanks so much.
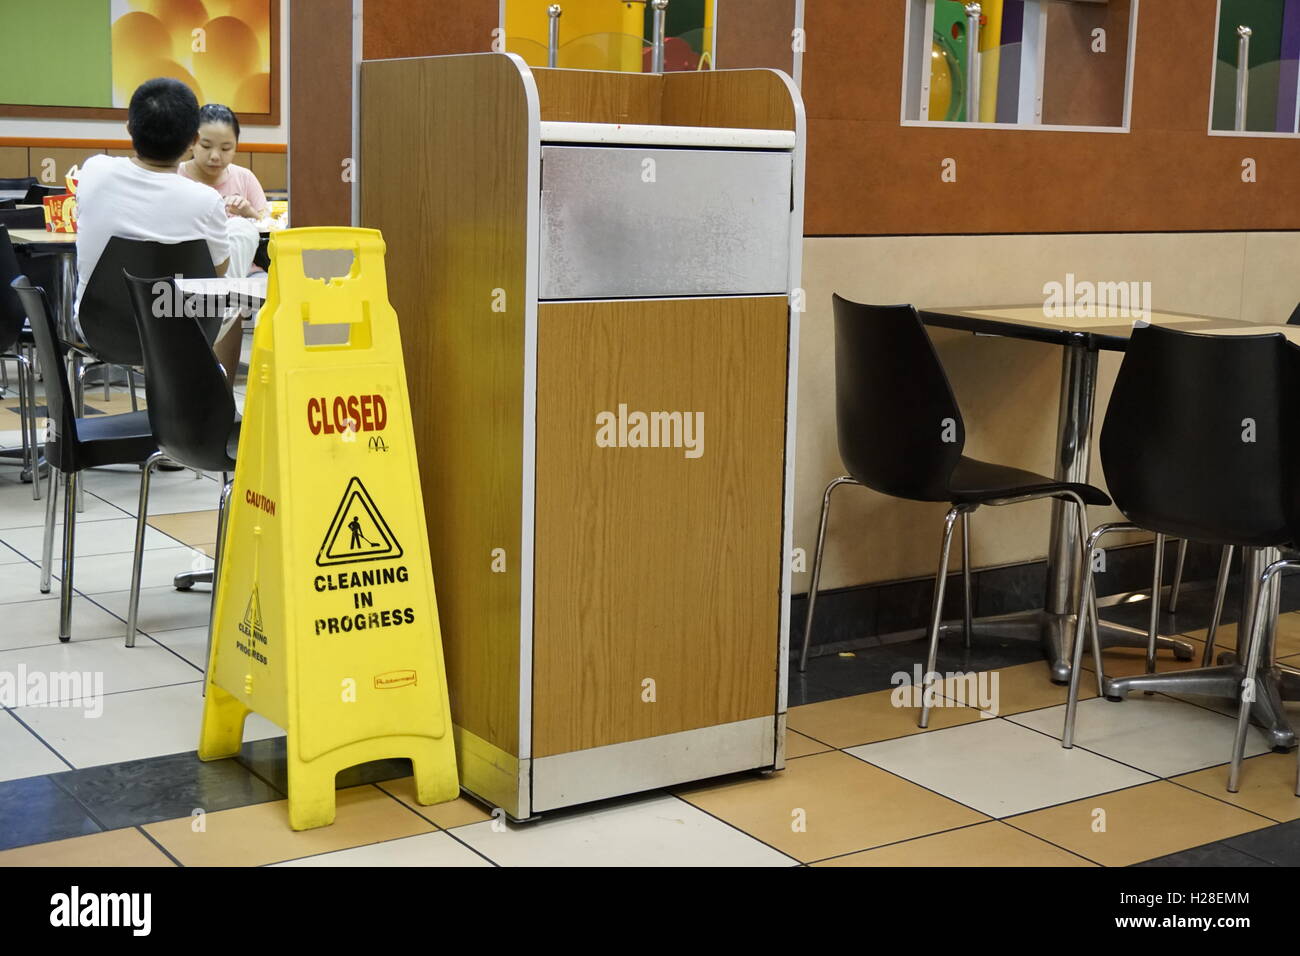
[22,184,63,205]
[1061,325,1300,768]
[123,273,239,658]
[800,297,1110,727]
[0,177,36,192]
[75,237,219,415]
[0,228,40,496]
[10,276,157,642]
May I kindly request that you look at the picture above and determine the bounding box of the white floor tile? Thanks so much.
[273,832,492,868]
[0,634,201,702]
[0,488,124,531]
[1008,696,1273,777]
[149,626,211,669]
[846,718,1157,818]
[0,560,53,604]
[452,793,797,867]
[0,597,127,651]
[12,682,281,769]
[94,585,212,636]
[83,469,223,517]
[0,710,70,782]
[51,547,211,596]
[1,517,173,563]
[0,541,29,565]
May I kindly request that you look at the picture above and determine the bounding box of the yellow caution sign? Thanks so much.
[199,227,458,830]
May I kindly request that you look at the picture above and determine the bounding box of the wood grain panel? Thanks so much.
[715,0,796,74]
[360,54,531,757]
[26,147,104,182]
[662,69,797,130]
[0,147,27,178]
[533,297,788,757]
[1041,0,1130,127]
[363,0,499,59]
[251,151,288,192]
[532,68,664,124]
[289,0,351,227]
[801,0,1300,235]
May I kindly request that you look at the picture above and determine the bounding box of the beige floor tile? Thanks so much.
[0,827,174,867]
[148,510,218,549]
[1184,611,1300,659]
[941,660,1099,717]
[1173,752,1300,822]
[785,729,833,757]
[1007,780,1272,867]
[812,821,1096,867]
[143,785,434,866]
[1083,636,1207,678]
[674,749,987,863]
[378,776,494,829]
[788,687,983,749]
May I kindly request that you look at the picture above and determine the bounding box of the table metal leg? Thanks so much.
[1104,547,1297,751]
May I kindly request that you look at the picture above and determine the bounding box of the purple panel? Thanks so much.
[996,0,1026,123]
[1278,0,1300,131]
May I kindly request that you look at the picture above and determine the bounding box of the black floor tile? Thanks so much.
[1133,841,1275,867]
[235,736,411,793]
[0,775,101,851]
[52,750,284,830]
[1222,818,1300,866]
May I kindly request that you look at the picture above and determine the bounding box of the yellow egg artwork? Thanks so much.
[193,16,261,103]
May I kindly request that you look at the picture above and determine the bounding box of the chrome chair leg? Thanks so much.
[204,479,235,687]
[102,363,112,402]
[1228,557,1298,792]
[1147,533,1166,674]
[1167,538,1188,613]
[58,470,77,642]
[127,368,139,412]
[919,506,964,729]
[1202,545,1235,667]
[125,451,165,647]
[16,350,39,501]
[40,463,58,593]
[1063,521,1141,748]
[798,475,859,672]
[961,510,973,650]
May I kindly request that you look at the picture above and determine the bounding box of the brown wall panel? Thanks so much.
[289,0,352,226]
[715,0,795,73]
[1041,0,1129,127]
[802,0,1300,236]
[363,0,499,59]
[0,147,29,178]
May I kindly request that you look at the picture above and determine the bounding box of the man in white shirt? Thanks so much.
[74,78,234,376]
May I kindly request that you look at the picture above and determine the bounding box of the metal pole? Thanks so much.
[1236,25,1252,131]
[651,0,669,74]
[547,5,561,68]
[965,3,982,123]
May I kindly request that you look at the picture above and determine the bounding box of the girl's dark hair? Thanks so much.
[198,103,241,140]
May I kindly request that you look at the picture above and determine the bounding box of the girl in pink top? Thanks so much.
[179,104,269,219]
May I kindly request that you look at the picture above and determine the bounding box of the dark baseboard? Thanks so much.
[793,538,1226,656]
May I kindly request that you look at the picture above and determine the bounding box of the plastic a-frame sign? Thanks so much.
[199,227,458,830]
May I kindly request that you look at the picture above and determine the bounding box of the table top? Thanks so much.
[919,304,1270,350]
[7,228,76,248]
[0,189,27,201]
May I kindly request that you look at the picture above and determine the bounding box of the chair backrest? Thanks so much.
[1100,324,1300,546]
[0,228,28,352]
[0,177,36,192]
[832,295,965,501]
[0,207,44,230]
[10,276,78,470]
[1288,302,1300,326]
[123,272,237,472]
[23,184,62,205]
[80,237,216,364]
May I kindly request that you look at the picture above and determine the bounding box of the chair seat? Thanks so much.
[225,417,242,463]
[48,410,158,471]
[947,456,1110,507]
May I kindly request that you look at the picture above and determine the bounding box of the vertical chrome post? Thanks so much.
[547,4,562,68]
[1045,343,1098,616]
[651,0,669,74]
[1236,25,1252,131]
[964,2,982,122]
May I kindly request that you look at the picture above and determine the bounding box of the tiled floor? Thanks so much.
[3,354,1300,866]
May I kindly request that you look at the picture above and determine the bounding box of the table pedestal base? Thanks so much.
[939,610,1195,683]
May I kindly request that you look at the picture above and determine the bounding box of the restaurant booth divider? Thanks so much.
[360,53,805,818]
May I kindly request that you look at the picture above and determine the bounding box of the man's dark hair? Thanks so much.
[127,78,200,163]
[199,103,241,140]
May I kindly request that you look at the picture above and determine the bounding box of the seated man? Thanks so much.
[74,77,239,385]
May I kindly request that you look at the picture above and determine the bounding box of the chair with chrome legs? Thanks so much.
[11,276,157,641]
[1063,324,1300,753]
[123,273,238,661]
[799,297,1110,728]
[0,228,40,498]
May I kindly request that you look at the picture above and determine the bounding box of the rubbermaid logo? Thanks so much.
[374,669,417,689]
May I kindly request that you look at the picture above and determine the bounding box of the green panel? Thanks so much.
[644,0,707,40]
[0,0,112,108]
[1213,0,1284,131]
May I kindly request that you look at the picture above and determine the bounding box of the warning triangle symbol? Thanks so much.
[316,476,404,567]
[243,589,263,633]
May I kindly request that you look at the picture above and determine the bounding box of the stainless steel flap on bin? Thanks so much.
[539,145,793,300]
